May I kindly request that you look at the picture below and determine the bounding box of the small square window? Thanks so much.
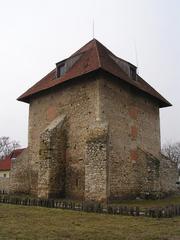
[3,173,6,178]
[130,66,137,81]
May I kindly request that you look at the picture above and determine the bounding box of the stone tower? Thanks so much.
[10,39,178,201]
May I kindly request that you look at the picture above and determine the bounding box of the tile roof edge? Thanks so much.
[17,68,102,103]
[99,69,172,108]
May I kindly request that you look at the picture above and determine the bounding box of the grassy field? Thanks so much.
[0,204,180,240]
[111,195,180,209]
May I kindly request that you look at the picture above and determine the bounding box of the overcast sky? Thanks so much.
[0,0,179,148]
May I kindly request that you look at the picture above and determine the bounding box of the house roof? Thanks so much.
[0,148,25,171]
[0,157,11,171]
[17,39,171,108]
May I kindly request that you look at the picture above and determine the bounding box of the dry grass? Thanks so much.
[0,203,180,240]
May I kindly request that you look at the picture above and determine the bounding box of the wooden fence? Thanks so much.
[0,195,180,218]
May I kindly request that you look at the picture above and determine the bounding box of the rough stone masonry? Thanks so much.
[9,39,178,201]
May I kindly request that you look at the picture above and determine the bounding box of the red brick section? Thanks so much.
[0,149,25,171]
[17,39,171,108]
[130,149,138,161]
[128,106,139,120]
[46,106,57,122]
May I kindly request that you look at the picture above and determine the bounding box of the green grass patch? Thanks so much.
[110,195,180,209]
[0,204,180,240]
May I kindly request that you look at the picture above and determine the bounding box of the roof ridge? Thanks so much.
[95,39,132,80]
[95,39,136,67]
[71,39,96,57]
[93,39,101,68]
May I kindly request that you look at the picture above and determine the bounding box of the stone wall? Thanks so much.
[28,76,98,198]
[135,148,161,198]
[9,148,30,194]
[99,75,162,199]
[85,121,108,202]
[38,115,66,198]
[160,154,178,195]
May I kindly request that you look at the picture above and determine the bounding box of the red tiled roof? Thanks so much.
[17,39,171,108]
[9,148,25,159]
[0,157,11,171]
[0,148,25,171]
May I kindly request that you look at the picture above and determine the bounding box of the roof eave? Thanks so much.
[98,69,172,108]
[17,69,102,103]
[17,68,172,108]
[159,101,172,108]
[17,96,30,103]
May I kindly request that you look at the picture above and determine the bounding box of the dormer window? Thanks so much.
[56,63,66,78]
[55,53,82,79]
[130,66,137,81]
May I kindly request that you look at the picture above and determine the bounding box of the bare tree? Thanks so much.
[0,136,20,159]
[162,142,180,167]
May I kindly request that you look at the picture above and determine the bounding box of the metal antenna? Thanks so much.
[93,19,95,38]
[134,40,139,75]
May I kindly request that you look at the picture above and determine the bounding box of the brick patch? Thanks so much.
[130,149,138,161]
